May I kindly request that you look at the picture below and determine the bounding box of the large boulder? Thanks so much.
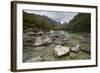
[34,37,43,46]
[71,44,80,52]
[34,36,52,46]
[43,36,52,45]
[54,45,70,56]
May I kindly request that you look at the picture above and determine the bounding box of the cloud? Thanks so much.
[24,10,78,23]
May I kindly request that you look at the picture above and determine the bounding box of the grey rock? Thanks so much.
[51,31,69,40]
[71,44,80,52]
[69,52,77,59]
[53,39,63,45]
[54,45,70,56]
[47,30,54,34]
[34,36,52,46]
[34,37,43,46]
[43,36,52,44]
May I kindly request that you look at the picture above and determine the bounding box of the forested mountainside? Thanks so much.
[63,13,91,32]
[23,12,58,32]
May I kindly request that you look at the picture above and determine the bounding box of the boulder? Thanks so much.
[53,34,68,45]
[49,30,54,34]
[69,52,77,59]
[34,37,43,46]
[34,36,52,46]
[43,36,52,44]
[54,45,70,56]
[71,44,80,52]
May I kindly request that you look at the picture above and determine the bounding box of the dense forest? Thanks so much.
[23,12,91,33]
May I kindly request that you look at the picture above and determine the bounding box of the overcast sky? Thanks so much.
[24,10,78,24]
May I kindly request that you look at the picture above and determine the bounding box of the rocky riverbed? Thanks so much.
[23,31,91,62]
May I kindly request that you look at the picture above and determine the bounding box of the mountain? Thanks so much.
[64,13,91,32]
[23,12,58,32]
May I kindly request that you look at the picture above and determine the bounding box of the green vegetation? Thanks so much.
[23,12,57,32]
[63,13,91,32]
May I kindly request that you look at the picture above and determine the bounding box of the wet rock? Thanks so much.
[71,44,80,52]
[54,45,70,56]
[69,52,77,59]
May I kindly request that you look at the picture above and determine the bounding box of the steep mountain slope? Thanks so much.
[64,13,91,32]
[23,12,58,32]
